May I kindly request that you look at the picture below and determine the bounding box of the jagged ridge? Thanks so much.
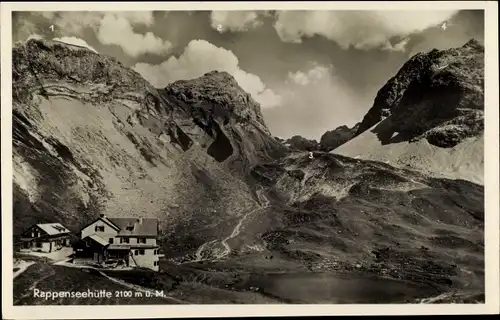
[319,123,361,151]
[354,39,484,148]
[11,39,284,256]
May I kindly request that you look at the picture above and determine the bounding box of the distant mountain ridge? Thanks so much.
[319,122,361,151]
[278,123,360,153]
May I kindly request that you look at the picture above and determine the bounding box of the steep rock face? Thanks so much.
[319,122,360,151]
[333,40,484,184]
[162,71,287,172]
[12,39,283,256]
[355,39,484,148]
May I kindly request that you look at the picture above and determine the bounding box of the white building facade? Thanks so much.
[20,223,71,253]
[78,215,161,271]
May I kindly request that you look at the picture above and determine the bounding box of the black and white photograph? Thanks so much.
[1,1,499,318]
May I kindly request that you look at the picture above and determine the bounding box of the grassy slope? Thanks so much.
[193,152,484,303]
[14,150,483,304]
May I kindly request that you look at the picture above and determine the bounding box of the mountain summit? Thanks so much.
[355,38,483,146]
[12,39,284,248]
[333,39,484,184]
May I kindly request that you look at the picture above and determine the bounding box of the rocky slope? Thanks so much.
[163,71,287,173]
[332,39,484,184]
[246,151,483,291]
[354,39,484,146]
[174,151,483,302]
[12,38,484,303]
[12,39,285,253]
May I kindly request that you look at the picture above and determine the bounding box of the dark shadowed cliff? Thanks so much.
[355,39,484,147]
[319,123,360,151]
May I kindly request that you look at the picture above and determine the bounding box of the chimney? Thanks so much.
[138,217,143,224]
[100,214,106,218]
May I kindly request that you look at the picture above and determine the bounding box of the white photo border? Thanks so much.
[1,1,498,318]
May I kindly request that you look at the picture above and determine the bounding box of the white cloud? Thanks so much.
[97,13,172,57]
[274,10,458,51]
[16,18,38,41]
[47,11,155,34]
[133,39,281,108]
[253,88,283,108]
[38,12,56,19]
[263,63,366,139]
[288,65,331,86]
[383,37,411,52]
[27,11,169,57]
[48,12,102,34]
[112,11,155,25]
[210,11,264,33]
[52,36,98,53]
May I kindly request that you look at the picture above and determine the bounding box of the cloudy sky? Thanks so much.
[12,10,484,139]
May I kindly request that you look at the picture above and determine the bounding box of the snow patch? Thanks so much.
[333,122,483,185]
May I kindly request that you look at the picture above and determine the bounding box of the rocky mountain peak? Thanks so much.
[203,70,239,82]
[463,38,483,50]
[319,122,361,151]
[12,38,288,239]
[13,39,156,106]
[354,39,484,148]
[163,70,270,135]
